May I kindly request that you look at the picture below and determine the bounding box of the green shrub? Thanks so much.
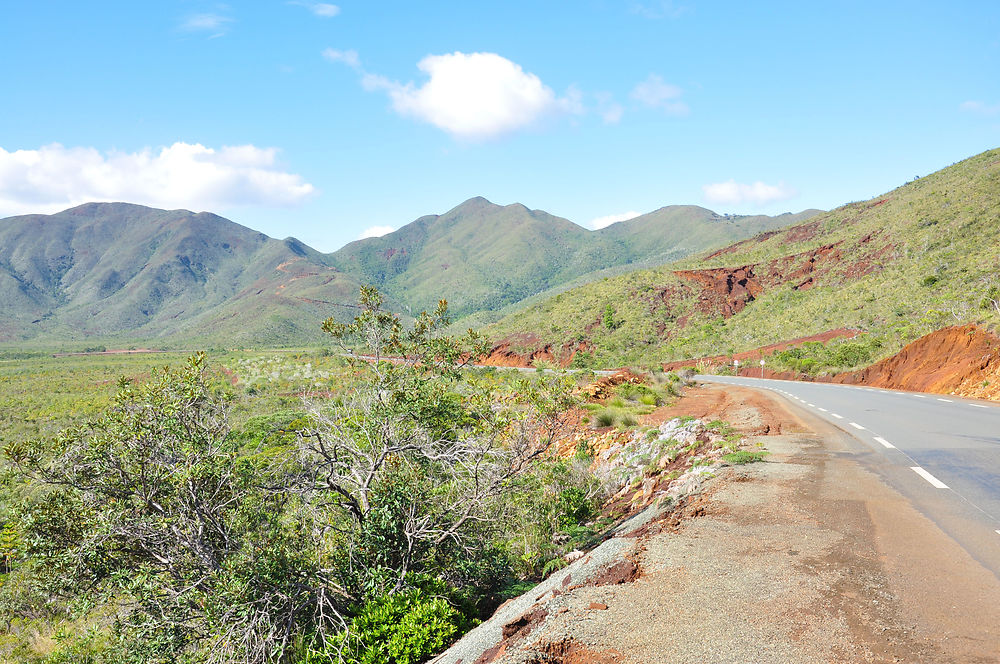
[721,450,768,465]
[319,588,465,664]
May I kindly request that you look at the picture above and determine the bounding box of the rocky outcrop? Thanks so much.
[673,265,764,317]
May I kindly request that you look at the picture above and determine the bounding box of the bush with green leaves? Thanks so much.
[2,288,591,664]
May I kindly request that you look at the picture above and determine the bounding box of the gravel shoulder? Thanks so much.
[435,384,1000,664]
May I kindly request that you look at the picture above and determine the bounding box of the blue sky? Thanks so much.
[1,1,998,251]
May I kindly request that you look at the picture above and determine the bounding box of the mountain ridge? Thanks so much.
[0,197,820,346]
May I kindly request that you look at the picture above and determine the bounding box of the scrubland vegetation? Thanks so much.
[0,289,659,664]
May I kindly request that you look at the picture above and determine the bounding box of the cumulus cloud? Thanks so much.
[960,100,1000,116]
[701,180,797,207]
[357,225,397,240]
[588,211,642,229]
[0,142,315,217]
[631,74,688,115]
[329,50,570,140]
[291,2,340,17]
[179,12,233,37]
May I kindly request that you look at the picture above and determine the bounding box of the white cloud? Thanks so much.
[589,211,642,229]
[357,225,396,239]
[310,3,340,17]
[601,103,624,125]
[180,12,233,36]
[0,142,315,217]
[291,2,340,17]
[960,100,1000,116]
[322,48,360,69]
[702,180,797,206]
[630,74,688,115]
[333,50,566,140]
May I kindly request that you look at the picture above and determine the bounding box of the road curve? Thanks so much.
[698,374,1000,578]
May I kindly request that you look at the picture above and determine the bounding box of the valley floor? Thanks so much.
[438,385,1000,663]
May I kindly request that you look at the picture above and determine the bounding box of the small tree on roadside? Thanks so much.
[290,286,577,594]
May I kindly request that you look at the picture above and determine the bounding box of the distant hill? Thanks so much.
[486,148,1000,368]
[0,198,817,347]
[330,197,818,317]
[0,203,367,346]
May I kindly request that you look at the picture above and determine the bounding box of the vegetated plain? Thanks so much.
[488,147,1000,374]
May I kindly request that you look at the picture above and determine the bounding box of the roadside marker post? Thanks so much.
[759,358,765,378]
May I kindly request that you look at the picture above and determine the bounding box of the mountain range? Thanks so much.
[0,198,817,346]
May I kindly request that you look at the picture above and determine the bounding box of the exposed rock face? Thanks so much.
[480,340,592,368]
[673,265,764,317]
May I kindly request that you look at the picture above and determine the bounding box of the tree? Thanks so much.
[603,303,616,330]
[5,354,336,664]
[290,286,577,594]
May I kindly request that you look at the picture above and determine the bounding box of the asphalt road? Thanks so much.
[698,375,1000,578]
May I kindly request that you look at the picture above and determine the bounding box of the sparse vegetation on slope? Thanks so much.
[488,148,1000,370]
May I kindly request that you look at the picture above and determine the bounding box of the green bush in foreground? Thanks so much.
[2,287,591,664]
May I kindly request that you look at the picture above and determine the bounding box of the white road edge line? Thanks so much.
[996,530,1000,536]
[911,467,949,489]
[937,398,953,403]
[831,413,844,419]
[850,422,866,430]
[874,436,896,449]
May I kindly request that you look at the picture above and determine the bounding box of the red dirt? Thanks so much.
[528,638,623,664]
[719,324,1000,403]
[833,324,1000,400]
[645,383,808,436]
[480,337,591,369]
[673,265,764,318]
[587,559,641,587]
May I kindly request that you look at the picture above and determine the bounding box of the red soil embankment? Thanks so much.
[833,324,1000,400]
[724,324,1000,402]
[480,337,591,369]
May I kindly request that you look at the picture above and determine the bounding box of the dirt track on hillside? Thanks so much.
[437,384,1000,663]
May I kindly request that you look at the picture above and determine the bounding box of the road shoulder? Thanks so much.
[437,384,1000,663]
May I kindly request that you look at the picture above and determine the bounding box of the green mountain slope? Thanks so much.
[331,197,817,317]
[0,197,817,348]
[487,148,1000,368]
[0,203,368,346]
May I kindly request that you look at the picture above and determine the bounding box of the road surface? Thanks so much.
[699,374,1000,578]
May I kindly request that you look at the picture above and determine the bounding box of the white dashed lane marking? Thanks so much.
[818,407,828,412]
[831,413,844,419]
[874,436,896,449]
[913,394,927,399]
[970,404,989,409]
[938,398,954,403]
[911,466,949,489]
[850,422,866,430]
